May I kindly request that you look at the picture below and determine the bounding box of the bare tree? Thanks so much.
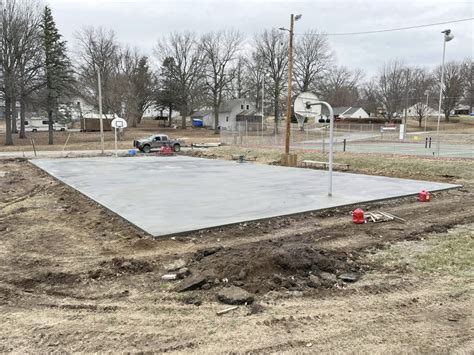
[1,0,43,144]
[200,30,242,133]
[461,58,473,114]
[255,29,287,133]
[434,61,464,121]
[155,32,204,129]
[318,66,363,107]
[359,80,380,117]
[376,60,407,119]
[75,27,122,115]
[294,30,332,94]
[243,51,266,112]
[409,67,435,127]
[120,47,155,127]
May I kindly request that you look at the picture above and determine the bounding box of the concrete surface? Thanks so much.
[32,156,459,237]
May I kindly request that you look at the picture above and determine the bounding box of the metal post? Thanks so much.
[436,38,447,158]
[284,14,295,156]
[403,68,409,139]
[424,91,429,132]
[323,102,335,197]
[261,76,265,139]
[114,127,118,157]
[98,70,104,155]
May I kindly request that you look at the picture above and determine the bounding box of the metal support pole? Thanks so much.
[98,70,104,155]
[424,91,429,132]
[261,76,265,139]
[436,38,447,158]
[114,127,118,157]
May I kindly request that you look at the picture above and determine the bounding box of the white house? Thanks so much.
[403,104,438,118]
[337,107,370,119]
[218,98,254,130]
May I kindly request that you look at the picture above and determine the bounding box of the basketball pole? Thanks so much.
[301,100,334,197]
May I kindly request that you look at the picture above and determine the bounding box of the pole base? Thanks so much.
[281,153,297,167]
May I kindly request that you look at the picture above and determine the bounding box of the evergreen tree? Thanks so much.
[41,6,72,145]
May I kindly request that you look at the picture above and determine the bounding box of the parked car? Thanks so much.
[18,118,67,132]
[133,134,184,153]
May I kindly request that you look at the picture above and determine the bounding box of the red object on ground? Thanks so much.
[352,208,365,224]
[419,190,431,202]
[160,145,174,155]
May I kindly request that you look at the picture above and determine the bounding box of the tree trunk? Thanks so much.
[4,97,14,146]
[11,98,18,134]
[19,96,27,139]
[48,109,54,145]
[168,104,172,127]
[274,89,279,135]
[213,99,219,134]
[181,105,187,129]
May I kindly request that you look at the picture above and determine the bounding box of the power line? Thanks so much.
[294,18,474,37]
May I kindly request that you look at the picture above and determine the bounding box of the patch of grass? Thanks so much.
[372,225,474,278]
[205,146,474,182]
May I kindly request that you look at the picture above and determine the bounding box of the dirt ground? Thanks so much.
[0,154,473,353]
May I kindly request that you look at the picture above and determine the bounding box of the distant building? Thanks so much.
[217,98,258,130]
[191,110,213,127]
[322,106,370,119]
[453,104,470,115]
[403,104,438,118]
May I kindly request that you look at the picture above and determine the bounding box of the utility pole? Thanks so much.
[261,74,265,136]
[97,69,104,155]
[424,90,429,132]
[280,13,301,166]
[436,29,454,158]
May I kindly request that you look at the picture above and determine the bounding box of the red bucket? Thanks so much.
[419,190,430,202]
[352,208,365,224]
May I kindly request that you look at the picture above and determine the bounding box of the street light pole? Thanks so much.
[284,14,295,156]
[97,69,104,155]
[436,29,454,158]
[261,75,265,136]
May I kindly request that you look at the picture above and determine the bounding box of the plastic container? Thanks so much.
[419,190,430,202]
[192,119,203,127]
[352,208,365,224]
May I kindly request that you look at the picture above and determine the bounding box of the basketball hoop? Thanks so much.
[295,113,306,131]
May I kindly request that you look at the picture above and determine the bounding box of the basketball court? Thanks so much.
[32,156,459,236]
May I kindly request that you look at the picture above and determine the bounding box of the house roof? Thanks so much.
[321,106,365,116]
[236,109,261,117]
[219,99,248,113]
[191,110,212,118]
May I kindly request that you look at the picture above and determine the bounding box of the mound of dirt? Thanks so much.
[88,257,154,280]
[187,239,361,294]
[14,272,81,289]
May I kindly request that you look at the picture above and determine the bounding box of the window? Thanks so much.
[24,121,29,126]
[246,105,249,110]
[42,121,49,125]
[241,104,244,109]
[161,136,168,141]
[154,136,161,141]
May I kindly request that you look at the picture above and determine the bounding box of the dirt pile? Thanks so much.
[186,239,361,294]
[88,257,154,280]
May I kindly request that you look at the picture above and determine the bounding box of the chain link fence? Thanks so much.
[219,120,473,158]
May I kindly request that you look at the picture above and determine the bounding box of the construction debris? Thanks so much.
[216,306,238,316]
[364,211,405,224]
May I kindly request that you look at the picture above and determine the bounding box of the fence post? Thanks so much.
[343,138,346,152]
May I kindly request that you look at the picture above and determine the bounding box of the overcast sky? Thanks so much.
[48,0,473,78]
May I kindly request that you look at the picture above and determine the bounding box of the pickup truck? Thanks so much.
[133,134,184,153]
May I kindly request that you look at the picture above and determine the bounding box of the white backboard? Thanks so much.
[294,92,321,118]
[111,117,127,129]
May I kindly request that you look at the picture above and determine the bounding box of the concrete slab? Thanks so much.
[31,156,459,237]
